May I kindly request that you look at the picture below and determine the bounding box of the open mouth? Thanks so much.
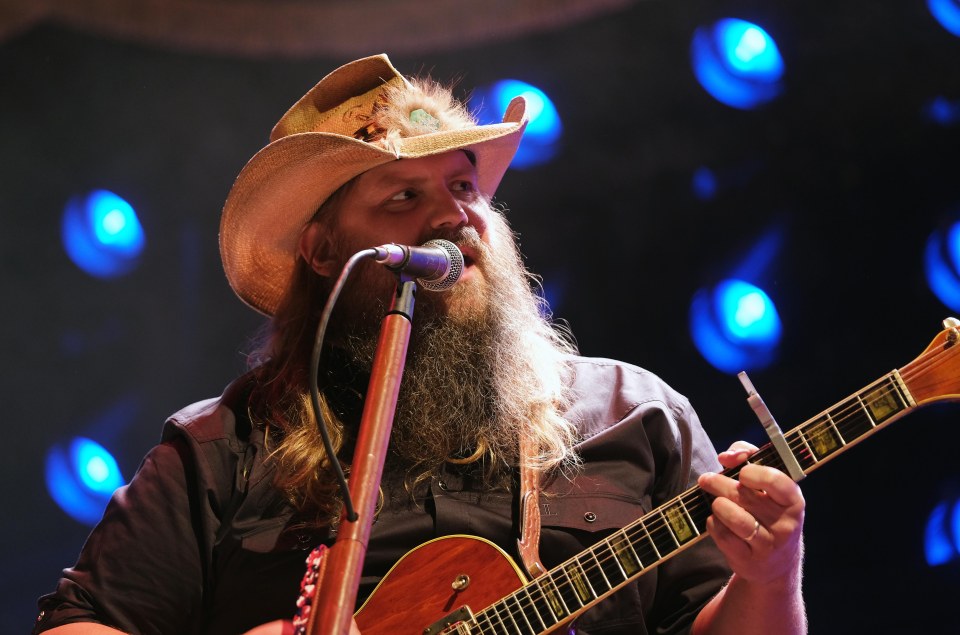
[454,243,477,269]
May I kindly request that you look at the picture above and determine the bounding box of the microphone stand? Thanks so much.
[307,275,417,635]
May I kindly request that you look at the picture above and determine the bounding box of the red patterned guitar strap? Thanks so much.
[292,544,329,635]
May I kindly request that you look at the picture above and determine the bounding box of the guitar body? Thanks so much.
[355,535,530,634]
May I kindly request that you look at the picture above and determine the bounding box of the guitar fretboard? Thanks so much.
[461,370,914,634]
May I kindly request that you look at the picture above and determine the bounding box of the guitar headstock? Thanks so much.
[900,317,960,405]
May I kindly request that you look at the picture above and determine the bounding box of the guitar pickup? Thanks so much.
[424,606,475,635]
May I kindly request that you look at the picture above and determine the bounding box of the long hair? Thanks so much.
[246,185,351,523]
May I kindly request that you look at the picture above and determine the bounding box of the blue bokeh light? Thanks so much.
[45,437,125,525]
[952,498,960,557]
[691,18,785,109]
[925,499,960,566]
[692,166,718,201]
[929,0,960,37]
[61,189,145,278]
[925,502,953,565]
[690,279,782,373]
[924,96,960,125]
[925,221,960,312]
[471,79,562,168]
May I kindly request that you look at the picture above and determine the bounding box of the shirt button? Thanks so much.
[437,480,449,491]
[584,512,597,523]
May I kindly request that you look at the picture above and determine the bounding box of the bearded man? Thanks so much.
[35,55,806,635]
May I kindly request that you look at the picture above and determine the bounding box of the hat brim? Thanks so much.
[220,115,526,316]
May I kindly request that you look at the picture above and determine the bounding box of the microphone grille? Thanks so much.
[419,239,463,292]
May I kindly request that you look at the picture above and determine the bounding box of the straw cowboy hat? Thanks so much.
[220,53,528,315]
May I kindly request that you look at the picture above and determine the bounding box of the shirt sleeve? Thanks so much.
[643,394,733,635]
[34,435,210,635]
[558,357,733,635]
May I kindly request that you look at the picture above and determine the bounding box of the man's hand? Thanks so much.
[697,441,805,586]
[690,441,807,635]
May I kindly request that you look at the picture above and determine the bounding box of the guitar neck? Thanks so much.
[463,369,919,634]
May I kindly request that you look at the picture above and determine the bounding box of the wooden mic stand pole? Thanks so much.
[307,277,416,635]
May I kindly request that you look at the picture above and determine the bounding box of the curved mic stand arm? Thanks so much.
[307,275,417,635]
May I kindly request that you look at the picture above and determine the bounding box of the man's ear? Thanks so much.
[298,223,338,277]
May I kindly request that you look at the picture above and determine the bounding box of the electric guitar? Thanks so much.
[348,319,960,635]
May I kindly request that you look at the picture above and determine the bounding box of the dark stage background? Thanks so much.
[4,1,960,632]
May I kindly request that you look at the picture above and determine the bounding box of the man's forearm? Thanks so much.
[691,543,806,635]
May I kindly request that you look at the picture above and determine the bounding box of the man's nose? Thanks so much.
[429,192,469,231]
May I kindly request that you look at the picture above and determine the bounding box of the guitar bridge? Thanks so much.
[424,606,475,634]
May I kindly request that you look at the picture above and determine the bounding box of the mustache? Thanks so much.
[428,226,483,253]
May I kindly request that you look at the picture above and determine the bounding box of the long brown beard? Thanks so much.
[329,212,571,489]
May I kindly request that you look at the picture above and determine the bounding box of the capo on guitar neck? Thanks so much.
[737,371,806,482]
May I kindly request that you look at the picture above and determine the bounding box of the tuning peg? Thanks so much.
[944,317,960,329]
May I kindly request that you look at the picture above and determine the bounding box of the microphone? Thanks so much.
[372,239,464,291]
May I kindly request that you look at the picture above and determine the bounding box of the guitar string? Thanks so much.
[469,339,958,633]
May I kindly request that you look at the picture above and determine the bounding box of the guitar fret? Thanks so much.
[594,539,626,586]
[862,376,908,424]
[825,413,848,447]
[594,532,638,580]
[496,598,520,634]
[855,393,877,426]
[661,501,696,546]
[677,498,701,538]
[473,612,493,635]
[486,604,507,633]
[504,592,535,635]
[791,428,818,469]
[800,417,842,460]
[578,551,607,598]
[840,394,876,441]
[587,540,613,597]
[525,583,555,629]
[609,529,644,575]
[516,586,545,632]
[559,561,589,607]
[633,519,662,561]
[540,572,571,620]
[683,490,712,532]
[649,511,681,556]
[556,566,585,611]
[657,509,681,548]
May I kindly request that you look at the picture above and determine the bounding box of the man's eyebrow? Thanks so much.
[367,169,478,188]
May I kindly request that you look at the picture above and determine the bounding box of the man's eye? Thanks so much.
[389,190,415,201]
[453,181,476,192]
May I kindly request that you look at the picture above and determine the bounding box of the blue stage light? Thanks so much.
[924,96,960,125]
[690,279,782,373]
[925,221,960,312]
[925,499,960,566]
[692,167,718,201]
[952,498,960,556]
[61,189,145,278]
[45,437,125,525]
[929,0,960,37]
[470,79,561,168]
[691,18,785,109]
